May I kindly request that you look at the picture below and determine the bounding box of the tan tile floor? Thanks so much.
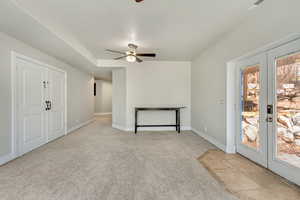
[198,150,300,200]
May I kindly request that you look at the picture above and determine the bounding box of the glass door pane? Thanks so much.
[241,65,260,150]
[276,52,300,168]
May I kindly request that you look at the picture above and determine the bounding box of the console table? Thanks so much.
[134,107,185,134]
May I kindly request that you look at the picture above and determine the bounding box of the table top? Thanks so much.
[135,106,186,111]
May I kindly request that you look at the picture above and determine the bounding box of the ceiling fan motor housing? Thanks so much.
[128,43,138,50]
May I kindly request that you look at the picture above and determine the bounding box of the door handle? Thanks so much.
[45,101,50,111]
[45,101,52,111]
[267,105,273,114]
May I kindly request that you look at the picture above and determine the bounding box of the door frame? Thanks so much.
[11,51,67,157]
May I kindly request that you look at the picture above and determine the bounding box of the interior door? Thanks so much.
[268,39,300,185]
[236,53,268,167]
[47,69,66,141]
[17,58,47,155]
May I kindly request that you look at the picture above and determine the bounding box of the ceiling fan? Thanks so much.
[106,43,156,63]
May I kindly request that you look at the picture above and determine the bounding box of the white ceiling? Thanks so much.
[0,0,97,71]
[15,0,255,61]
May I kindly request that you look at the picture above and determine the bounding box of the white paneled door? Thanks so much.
[17,59,47,155]
[16,55,66,156]
[48,69,66,141]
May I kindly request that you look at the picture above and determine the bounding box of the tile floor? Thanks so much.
[198,150,300,200]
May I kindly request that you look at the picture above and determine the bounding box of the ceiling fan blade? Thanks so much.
[136,53,156,57]
[254,0,264,6]
[106,49,126,55]
[135,0,144,2]
[136,57,143,63]
[114,55,127,60]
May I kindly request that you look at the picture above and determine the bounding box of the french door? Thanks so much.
[236,54,268,168]
[267,39,300,186]
[237,39,300,185]
[16,55,66,156]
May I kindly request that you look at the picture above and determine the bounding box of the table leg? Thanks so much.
[178,109,181,133]
[135,109,138,134]
[175,110,178,132]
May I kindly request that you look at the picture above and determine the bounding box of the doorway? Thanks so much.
[236,39,300,185]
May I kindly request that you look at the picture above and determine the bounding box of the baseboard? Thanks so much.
[112,124,127,131]
[67,118,95,134]
[226,144,236,154]
[94,112,112,116]
[0,153,14,166]
[192,128,226,152]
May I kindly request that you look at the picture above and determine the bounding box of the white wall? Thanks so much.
[112,68,127,129]
[126,61,191,131]
[95,80,112,114]
[0,31,95,158]
[191,0,300,147]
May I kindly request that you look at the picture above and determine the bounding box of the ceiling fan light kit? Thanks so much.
[126,55,137,63]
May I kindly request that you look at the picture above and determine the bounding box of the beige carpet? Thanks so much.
[0,116,237,200]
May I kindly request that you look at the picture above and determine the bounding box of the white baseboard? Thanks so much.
[112,124,191,132]
[67,118,95,134]
[192,128,226,152]
[226,143,236,154]
[112,124,127,131]
[0,153,14,166]
[94,112,112,116]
